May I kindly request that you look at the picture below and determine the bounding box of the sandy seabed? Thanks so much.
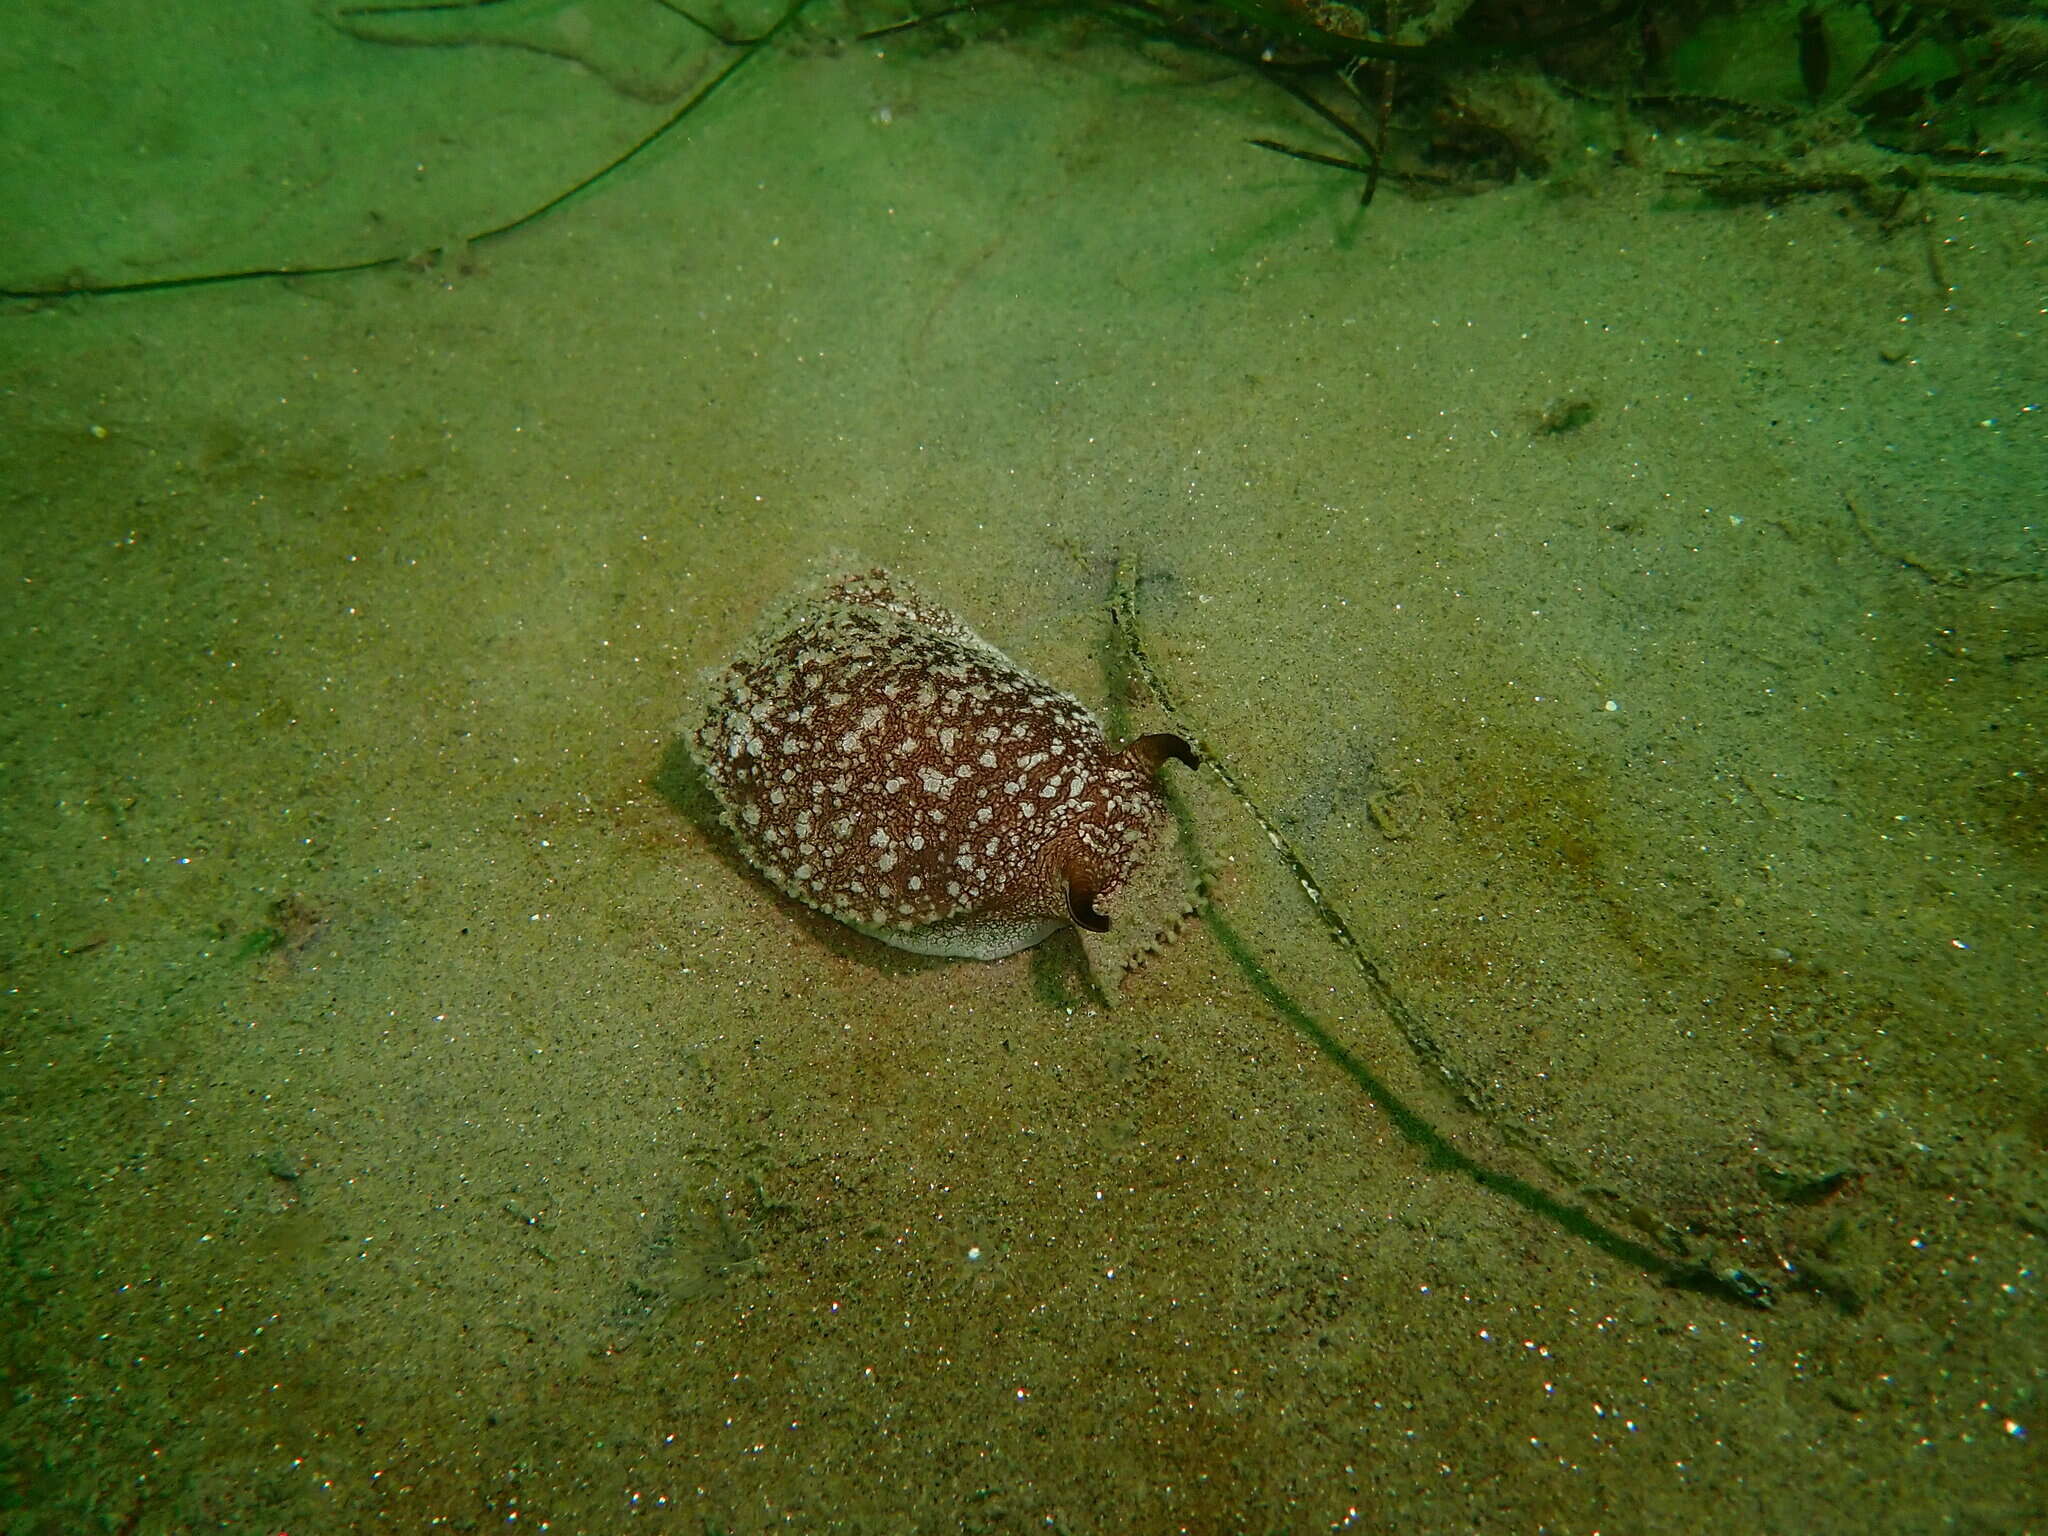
[2,4,2043,1530]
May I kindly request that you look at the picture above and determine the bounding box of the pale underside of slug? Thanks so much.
[687,569,1200,989]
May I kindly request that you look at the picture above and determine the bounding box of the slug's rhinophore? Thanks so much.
[688,570,1200,989]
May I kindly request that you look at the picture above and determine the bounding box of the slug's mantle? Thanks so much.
[687,569,1200,988]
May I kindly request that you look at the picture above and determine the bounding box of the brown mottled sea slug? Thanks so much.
[688,569,1201,988]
